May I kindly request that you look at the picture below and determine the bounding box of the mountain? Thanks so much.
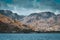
[0,10,60,33]
[56,14,60,24]
[22,12,56,24]
[0,14,33,33]
[0,10,25,21]
[22,12,60,32]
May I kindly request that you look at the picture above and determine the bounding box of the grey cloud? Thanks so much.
[0,0,60,10]
[0,0,60,15]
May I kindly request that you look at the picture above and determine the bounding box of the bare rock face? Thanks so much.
[56,14,60,24]
[0,14,33,33]
[0,10,60,33]
[22,12,60,32]
[22,12,56,23]
[0,10,25,21]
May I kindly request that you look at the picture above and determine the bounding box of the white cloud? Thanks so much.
[7,4,60,15]
[55,10,60,15]
[12,7,41,15]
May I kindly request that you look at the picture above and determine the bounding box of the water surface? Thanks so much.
[0,33,60,40]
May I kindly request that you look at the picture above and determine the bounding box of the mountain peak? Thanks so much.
[0,10,60,32]
[0,10,25,21]
[29,12,55,18]
[39,12,55,18]
[0,10,12,14]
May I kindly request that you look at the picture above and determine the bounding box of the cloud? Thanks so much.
[0,0,60,10]
[0,0,60,15]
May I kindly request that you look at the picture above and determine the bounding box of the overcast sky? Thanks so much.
[0,0,60,15]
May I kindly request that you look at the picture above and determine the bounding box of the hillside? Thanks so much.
[0,10,60,33]
[22,12,60,32]
[0,14,33,33]
[0,10,25,21]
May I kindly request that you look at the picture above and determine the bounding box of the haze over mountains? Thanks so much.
[0,10,60,33]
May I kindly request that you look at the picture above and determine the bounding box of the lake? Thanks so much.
[0,33,60,40]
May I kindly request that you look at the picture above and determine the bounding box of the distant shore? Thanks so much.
[0,31,60,33]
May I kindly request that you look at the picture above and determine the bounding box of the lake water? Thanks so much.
[0,33,60,40]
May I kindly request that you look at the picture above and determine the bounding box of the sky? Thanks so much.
[0,0,60,15]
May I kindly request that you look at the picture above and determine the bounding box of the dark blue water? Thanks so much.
[0,33,60,40]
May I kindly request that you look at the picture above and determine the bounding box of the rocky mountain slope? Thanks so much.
[0,10,25,21]
[0,10,60,33]
[22,12,60,32]
[0,14,33,33]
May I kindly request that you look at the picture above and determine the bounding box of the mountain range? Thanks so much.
[0,10,60,33]
[0,13,33,33]
[0,10,25,21]
[22,12,60,32]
